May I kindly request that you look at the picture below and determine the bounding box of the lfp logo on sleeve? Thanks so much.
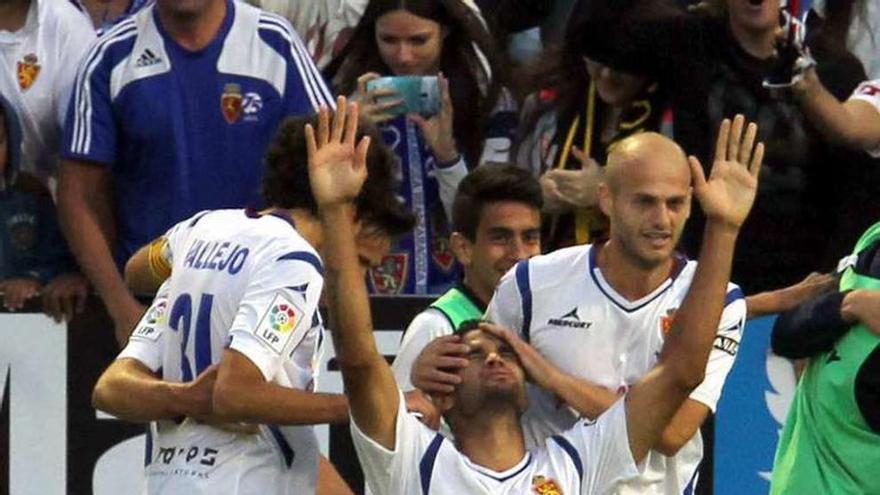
[255,293,301,353]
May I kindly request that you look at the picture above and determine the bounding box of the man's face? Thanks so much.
[604,156,691,269]
[727,0,780,34]
[453,329,528,416]
[457,201,541,299]
[375,9,444,76]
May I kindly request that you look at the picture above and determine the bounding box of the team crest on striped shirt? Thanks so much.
[17,54,40,90]
[531,475,563,494]
[221,83,243,124]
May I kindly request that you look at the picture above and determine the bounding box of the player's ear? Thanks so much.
[450,232,473,267]
[598,182,613,217]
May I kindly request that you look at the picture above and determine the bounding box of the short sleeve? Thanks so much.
[485,262,526,337]
[117,282,171,372]
[61,35,120,165]
[350,389,436,495]
[227,252,324,380]
[556,398,639,494]
[849,80,880,157]
[391,310,455,390]
[688,285,746,411]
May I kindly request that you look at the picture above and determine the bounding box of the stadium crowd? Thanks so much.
[1,0,879,494]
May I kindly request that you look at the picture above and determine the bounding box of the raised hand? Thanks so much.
[306,96,371,209]
[408,73,459,163]
[688,115,764,230]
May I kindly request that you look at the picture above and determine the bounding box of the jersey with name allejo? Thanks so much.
[61,0,333,267]
[118,209,327,494]
[486,244,746,495]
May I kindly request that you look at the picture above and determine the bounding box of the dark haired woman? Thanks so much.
[325,0,515,295]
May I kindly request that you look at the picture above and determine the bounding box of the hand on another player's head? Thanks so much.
[410,334,469,394]
[688,114,763,230]
[306,96,371,209]
[479,322,559,390]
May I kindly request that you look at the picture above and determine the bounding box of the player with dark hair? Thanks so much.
[312,108,763,494]
[92,98,427,494]
[392,164,543,390]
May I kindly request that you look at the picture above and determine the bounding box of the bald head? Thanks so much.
[605,132,689,193]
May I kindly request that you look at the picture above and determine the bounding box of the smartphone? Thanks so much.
[366,76,441,118]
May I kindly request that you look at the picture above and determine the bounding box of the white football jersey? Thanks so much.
[849,79,880,157]
[0,0,95,178]
[352,390,638,495]
[485,245,746,494]
[117,209,327,494]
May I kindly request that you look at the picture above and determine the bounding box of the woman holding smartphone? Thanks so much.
[325,0,512,295]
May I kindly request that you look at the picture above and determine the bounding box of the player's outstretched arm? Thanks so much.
[309,97,401,449]
[92,358,216,423]
[625,115,763,463]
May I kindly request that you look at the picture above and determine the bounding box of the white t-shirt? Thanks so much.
[117,209,327,494]
[485,245,746,494]
[848,79,880,157]
[352,390,639,495]
[0,0,95,178]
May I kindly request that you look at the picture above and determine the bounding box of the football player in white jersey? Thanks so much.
[411,118,759,494]
[313,104,763,494]
[91,98,423,494]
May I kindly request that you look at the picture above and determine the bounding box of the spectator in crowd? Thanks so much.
[325,0,515,295]
[314,104,762,495]
[413,118,759,494]
[58,0,334,345]
[93,100,431,494]
[0,93,88,321]
[246,0,486,69]
[581,0,874,294]
[0,0,96,180]
[72,0,152,32]
[770,220,880,494]
[514,6,667,251]
[392,164,542,390]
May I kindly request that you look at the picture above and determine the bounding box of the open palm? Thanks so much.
[689,115,764,229]
[306,96,371,208]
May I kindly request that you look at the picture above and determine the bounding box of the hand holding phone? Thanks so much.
[366,76,441,118]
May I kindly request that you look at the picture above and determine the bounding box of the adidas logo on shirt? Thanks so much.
[547,307,592,329]
[135,49,162,67]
